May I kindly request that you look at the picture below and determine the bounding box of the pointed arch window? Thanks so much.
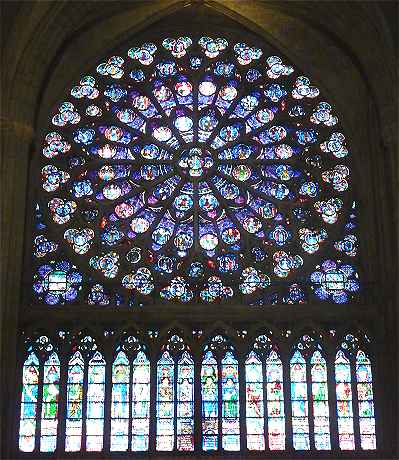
[19,336,60,453]
[290,334,331,450]
[19,353,40,452]
[40,352,61,452]
[245,333,286,451]
[65,335,105,452]
[156,335,194,451]
[335,334,377,450]
[110,335,150,451]
[201,335,240,452]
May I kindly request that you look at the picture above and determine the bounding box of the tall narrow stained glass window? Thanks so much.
[86,351,106,451]
[290,350,310,450]
[245,351,265,450]
[40,352,61,452]
[156,351,175,450]
[335,349,355,449]
[19,353,40,452]
[156,335,194,451]
[65,351,85,451]
[311,350,331,449]
[221,352,240,450]
[356,351,376,449]
[201,350,218,450]
[266,350,285,449]
[111,350,130,451]
[131,351,151,451]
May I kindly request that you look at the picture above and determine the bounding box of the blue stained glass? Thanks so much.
[311,351,331,450]
[335,350,355,450]
[177,352,194,451]
[34,35,358,306]
[245,352,264,450]
[201,351,218,450]
[290,350,310,450]
[356,351,376,450]
[111,352,129,451]
[132,351,150,451]
[19,353,39,452]
[156,352,175,451]
[222,352,240,451]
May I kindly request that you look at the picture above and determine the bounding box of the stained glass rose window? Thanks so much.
[32,36,359,306]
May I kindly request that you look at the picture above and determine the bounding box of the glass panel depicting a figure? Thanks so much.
[132,351,151,451]
[335,350,355,449]
[356,351,376,450]
[65,352,84,451]
[156,351,175,451]
[19,353,40,452]
[290,350,310,450]
[266,350,285,450]
[177,351,194,451]
[110,351,130,451]
[86,351,106,451]
[310,350,331,449]
[40,352,60,452]
[245,351,264,450]
[201,351,218,451]
[221,351,240,451]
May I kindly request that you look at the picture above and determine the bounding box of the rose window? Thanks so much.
[32,36,359,306]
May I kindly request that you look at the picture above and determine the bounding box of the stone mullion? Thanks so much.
[148,347,158,453]
[281,348,293,451]
[193,349,202,452]
[56,353,69,454]
[306,355,315,450]
[262,358,269,451]
[326,349,339,451]
[81,359,89,451]
[127,353,134,451]
[217,357,222,453]
[238,354,247,451]
[350,355,361,450]
[103,348,113,453]
[33,357,45,452]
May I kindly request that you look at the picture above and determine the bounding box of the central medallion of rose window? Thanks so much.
[178,147,214,177]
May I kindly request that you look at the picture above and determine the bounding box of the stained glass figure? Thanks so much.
[156,351,175,451]
[245,351,264,450]
[65,352,84,451]
[40,352,60,452]
[111,351,130,451]
[32,35,359,306]
[290,350,310,450]
[266,350,285,449]
[131,351,151,451]
[335,350,355,449]
[177,352,194,451]
[221,352,240,451]
[86,352,106,451]
[201,351,218,451]
[311,350,331,449]
[19,353,39,452]
[356,351,376,449]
